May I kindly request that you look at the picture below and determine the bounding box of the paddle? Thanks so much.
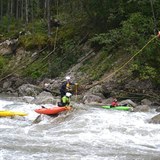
[75,83,78,101]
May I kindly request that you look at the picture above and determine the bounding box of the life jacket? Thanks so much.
[66,82,70,91]
[62,96,70,105]
[111,101,118,107]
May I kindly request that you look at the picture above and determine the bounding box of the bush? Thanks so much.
[0,56,9,75]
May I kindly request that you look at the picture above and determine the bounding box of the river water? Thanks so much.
[0,96,160,160]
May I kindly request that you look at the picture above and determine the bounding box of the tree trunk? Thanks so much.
[21,0,24,21]
[25,0,29,24]
[47,0,51,36]
[0,0,3,20]
[31,0,34,21]
[10,0,13,17]
[44,0,47,19]
[16,0,19,19]
[7,0,11,32]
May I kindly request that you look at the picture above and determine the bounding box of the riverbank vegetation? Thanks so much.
[0,0,160,93]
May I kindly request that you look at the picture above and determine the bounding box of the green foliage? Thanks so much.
[89,29,121,50]
[121,13,153,46]
[22,61,47,79]
[49,39,85,78]
[130,63,157,80]
[0,56,8,75]
[0,0,160,87]
[27,20,46,34]
[80,50,113,80]
[81,0,124,31]
[0,16,22,38]
[19,33,47,49]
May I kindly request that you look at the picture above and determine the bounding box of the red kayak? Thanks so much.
[35,106,71,115]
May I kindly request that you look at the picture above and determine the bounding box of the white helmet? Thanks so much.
[66,92,72,97]
[65,76,71,80]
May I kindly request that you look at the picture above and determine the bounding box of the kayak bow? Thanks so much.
[0,110,28,117]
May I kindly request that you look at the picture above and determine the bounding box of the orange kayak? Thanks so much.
[34,106,71,115]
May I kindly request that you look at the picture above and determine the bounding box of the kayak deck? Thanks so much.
[35,106,72,115]
[0,110,28,117]
[101,105,132,111]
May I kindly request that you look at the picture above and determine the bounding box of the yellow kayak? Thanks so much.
[0,110,28,117]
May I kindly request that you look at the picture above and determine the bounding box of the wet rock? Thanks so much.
[156,107,160,112]
[40,78,61,95]
[83,94,104,105]
[119,99,137,107]
[32,115,42,124]
[87,85,104,97]
[133,105,150,112]
[31,91,57,104]
[141,99,152,105]
[148,114,160,124]
[18,84,42,96]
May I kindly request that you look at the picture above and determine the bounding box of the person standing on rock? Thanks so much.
[60,76,77,98]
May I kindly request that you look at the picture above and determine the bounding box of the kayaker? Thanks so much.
[110,98,119,107]
[60,76,77,98]
[58,92,72,107]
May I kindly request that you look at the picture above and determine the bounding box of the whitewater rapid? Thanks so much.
[0,97,160,160]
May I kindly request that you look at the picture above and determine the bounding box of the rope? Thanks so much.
[86,34,158,89]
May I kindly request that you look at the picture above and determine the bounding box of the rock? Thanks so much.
[149,114,160,124]
[40,78,61,95]
[0,47,12,55]
[156,107,160,112]
[133,105,150,112]
[3,81,12,89]
[141,99,152,105]
[83,94,104,105]
[119,99,137,107]
[31,91,57,104]
[18,84,42,96]
[124,79,153,92]
[87,85,104,96]
[22,96,35,103]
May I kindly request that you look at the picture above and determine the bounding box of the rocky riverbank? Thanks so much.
[0,39,160,124]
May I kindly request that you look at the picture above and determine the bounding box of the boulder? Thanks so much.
[18,84,42,96]
[31,91,57,104]
[83,94,105,105]
[133,105,150,112]
[149,114,160,124]
[119,99,137,107]
[141,99,152,105]
[156,107,160,112]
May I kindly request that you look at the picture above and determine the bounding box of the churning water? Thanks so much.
[0,96,160,160]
